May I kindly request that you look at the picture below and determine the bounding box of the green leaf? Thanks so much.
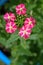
[6,31,19,45]
[0,37,6,45]
[29,34,39,40]
[20,38,29,49]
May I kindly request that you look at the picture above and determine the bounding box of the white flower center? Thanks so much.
[10,26,12,30]
[24,30,26,34]
[8,16,10,19]
[29,21,32,25]
[20,8,22,11]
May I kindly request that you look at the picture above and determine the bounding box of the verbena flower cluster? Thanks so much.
[3,4,36,39]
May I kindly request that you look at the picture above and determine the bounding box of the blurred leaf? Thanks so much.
[0,37,6,45]
[29,34,39,40]
[6,31,19,47]
[20,38,29,49]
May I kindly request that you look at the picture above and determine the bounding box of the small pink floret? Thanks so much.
[4,12,16,22]
[6,21,17,33]
[24,17,36,28]
[19,26,31,39]
[16,4,26,15]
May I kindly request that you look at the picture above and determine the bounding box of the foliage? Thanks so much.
[0,0,43,65]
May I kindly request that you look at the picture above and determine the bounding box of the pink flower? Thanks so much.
[24,17,36,28]
[19,26,31,39]
[16,4,26,15]
[6,21,17,33]
[4,12,16,22]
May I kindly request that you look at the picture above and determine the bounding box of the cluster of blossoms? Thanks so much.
[4,12,17,33]
[4,4,36,39]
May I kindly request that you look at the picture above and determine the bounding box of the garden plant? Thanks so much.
[0,0,43,65]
